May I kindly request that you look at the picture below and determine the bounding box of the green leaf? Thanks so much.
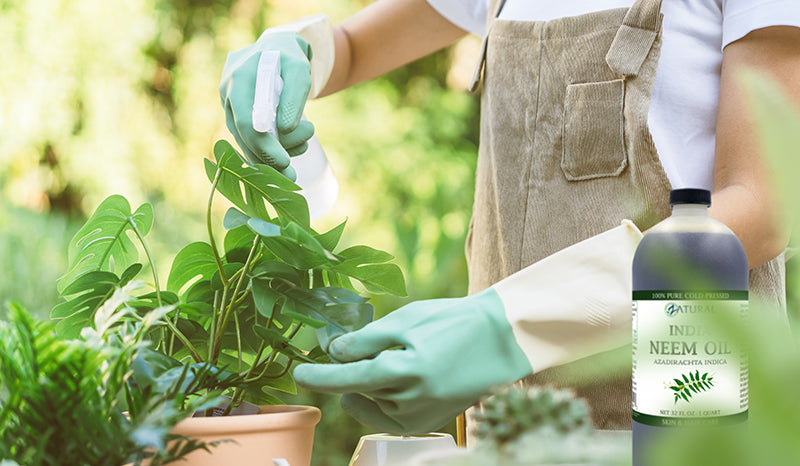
[253,325,289,347]
[210,263,243,291]
[337,245,395,264]
[272,342,317,364]
[131,291,179,311]
[282,310,326,329]
[222,208,252,230]
[167,242,218,296]
[224,225,257,256]
[263,363,297,394]
[310,287,369,305]
[332,262,407,296]
[252,279,281,318]
[206,141,309,227]
[306,346,330,364]
[315,220,347,251]
[324,244,406,296]
[312,302,374,352]
[185,280,214,306]
[326,270,356,292]
[250,261,303,285]
[58,195,153,292]
[248,218,281,237]
[51,271,122,319]
[242,388,284,406]
[120,263,144,284]
[258,222,337,270]
[130,349,182,390]
[303,288,374,352]
[53,310,94,339]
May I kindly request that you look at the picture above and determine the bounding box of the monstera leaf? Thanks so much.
[205,140,309,228]
[57,195,153,293]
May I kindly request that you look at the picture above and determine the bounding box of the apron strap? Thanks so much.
[468,0,507,92]
[605,0,664,77]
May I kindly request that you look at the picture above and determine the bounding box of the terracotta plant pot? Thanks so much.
[172,405,321,466]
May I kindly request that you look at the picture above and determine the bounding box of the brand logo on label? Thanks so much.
[664,302,715,317]
[665,302,680,317]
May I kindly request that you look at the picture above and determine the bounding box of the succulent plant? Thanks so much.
[473,385,591,449]
[418,386,628,466]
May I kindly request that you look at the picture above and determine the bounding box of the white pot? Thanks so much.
[349,433,459,466]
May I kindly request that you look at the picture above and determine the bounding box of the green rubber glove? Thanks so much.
[219,30,315,180]
[293,289,533,435]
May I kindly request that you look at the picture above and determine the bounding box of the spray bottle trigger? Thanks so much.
[252,50,283,138]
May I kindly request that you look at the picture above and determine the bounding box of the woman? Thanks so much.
[219,0,798,442]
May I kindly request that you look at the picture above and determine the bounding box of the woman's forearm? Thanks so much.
[319,0,467,97]
[711,26,800,269]
[709,186,788,270]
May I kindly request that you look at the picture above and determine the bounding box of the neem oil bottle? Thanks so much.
[632,189,748,465]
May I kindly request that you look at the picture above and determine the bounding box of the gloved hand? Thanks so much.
[293,288,533,435]
[219,30,315,180]
[293,221,644,435]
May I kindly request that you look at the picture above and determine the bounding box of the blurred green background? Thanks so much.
[1,1,798,465]
[0,0,481,463]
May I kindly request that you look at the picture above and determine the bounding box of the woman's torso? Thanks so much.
[429,0,743,190]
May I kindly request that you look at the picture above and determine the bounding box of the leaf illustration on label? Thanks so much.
[667,370,715,405]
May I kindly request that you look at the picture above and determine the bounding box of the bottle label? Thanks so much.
[632,290,748,427]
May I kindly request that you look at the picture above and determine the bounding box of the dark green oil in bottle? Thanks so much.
[632,189,748,465]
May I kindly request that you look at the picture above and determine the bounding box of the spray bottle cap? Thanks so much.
[669,188,711,207]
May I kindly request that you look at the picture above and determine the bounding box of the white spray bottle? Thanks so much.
[252,50,339,220]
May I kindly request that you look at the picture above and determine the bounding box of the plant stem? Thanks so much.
[286,322,304,341]
[266,360,293,379]
[130,220,162,308]
[247,351,279,383]
[224,340,269,414]
[210,236,260,365]
[209,291,220,361]
[234,311,242,373]
[207,165,228,285]
[168,308,179,355]
[162,319,202,363]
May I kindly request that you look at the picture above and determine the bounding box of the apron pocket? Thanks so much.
[561,79,627,181]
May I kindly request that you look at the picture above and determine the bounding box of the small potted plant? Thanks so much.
[51,140,407,465]
[0,286,229,465]
[413,386,630,466]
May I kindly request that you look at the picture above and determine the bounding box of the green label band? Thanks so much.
[632,410,748,427]
[633,290,748,301]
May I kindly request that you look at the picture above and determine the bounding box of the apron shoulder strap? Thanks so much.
[605,0,664,77]
[468,0,507,92]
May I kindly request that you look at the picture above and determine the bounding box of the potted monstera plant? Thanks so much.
[51,140,407,465]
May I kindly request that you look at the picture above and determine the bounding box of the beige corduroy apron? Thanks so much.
[465,0,786,432]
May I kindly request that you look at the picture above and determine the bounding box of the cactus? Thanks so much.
[473,385,591,449]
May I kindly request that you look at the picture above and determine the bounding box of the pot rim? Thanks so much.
[173,404,321,436]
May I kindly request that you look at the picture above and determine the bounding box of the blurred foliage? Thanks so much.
[0,203,74,314]
[0,0,478,464]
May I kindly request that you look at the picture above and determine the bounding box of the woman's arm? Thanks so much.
[319,0,468,97]
[710,26,800,269]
